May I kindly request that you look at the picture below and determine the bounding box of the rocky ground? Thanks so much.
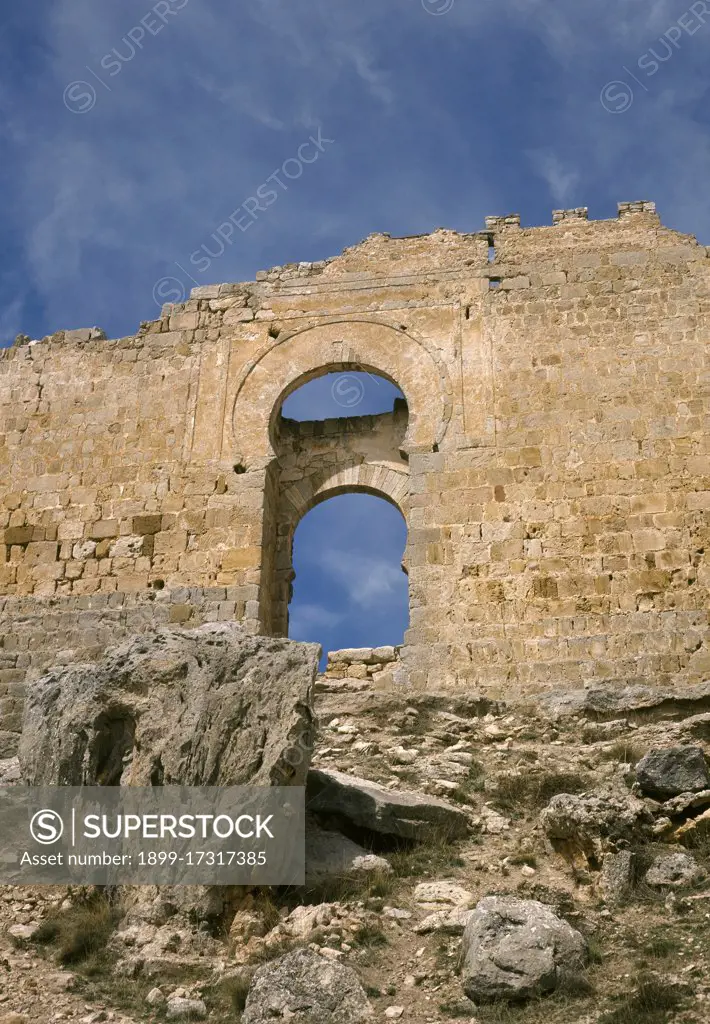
[2,657,710,1023]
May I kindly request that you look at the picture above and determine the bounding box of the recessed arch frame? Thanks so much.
[230,319,453,466]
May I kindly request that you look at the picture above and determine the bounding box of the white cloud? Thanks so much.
[319,549,406,608]
[288,602,344,639]
[527,151,581,206]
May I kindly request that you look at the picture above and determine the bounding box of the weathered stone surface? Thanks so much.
[660,788,710,816]
[413,880,473,908]
[645,852,703,888]
[19,623,319,786]
[0,734,19,760]
[7,923,42,942]
[165,996,207,1020]
[539,683,710,722]
[461,897,588,1003]
[675,807,710,844]
[241,948,373,1023]
[110,918,222,977]
[599,850,635,904]
[540,789,651,869]
[305,825,391,883]
[0,756,20,784]
[635,746,709,798]
[306,768,469,841]
[414,906,474,935]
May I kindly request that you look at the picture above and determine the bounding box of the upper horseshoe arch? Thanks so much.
[230,319,452,465]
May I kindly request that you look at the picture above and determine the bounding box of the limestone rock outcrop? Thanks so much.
[539,682,710,722]
[19,623,319,787]
[540,789,651,870]
[461,897,588,1003]
[241,948,373,1023]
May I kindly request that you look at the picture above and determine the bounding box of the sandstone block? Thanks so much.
[88,520,119,540]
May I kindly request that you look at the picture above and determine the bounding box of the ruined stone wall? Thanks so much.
[1,201,710,755]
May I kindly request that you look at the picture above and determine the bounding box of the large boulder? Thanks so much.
[306,768,469,842]
[635,746,709,799]
[461,897,588,1003]
[241,948,373,1023]
[19,623,319,787]
[540,789,651,870]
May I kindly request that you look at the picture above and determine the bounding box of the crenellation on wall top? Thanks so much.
[618,200,656,218]
[552,208,589,224]
[485,214,521,231]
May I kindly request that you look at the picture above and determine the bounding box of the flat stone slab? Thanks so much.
[306,768,469,841]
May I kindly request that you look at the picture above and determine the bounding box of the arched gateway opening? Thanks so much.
[288,493,408,662]
[259,366,411,645]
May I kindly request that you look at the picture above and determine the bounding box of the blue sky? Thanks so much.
[1,0,709,655]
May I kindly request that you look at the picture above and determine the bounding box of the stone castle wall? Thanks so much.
[1,201,709,754]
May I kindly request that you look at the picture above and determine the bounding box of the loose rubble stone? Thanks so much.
[645,852,703,887]
[306,768,469,841]
[635,746,709,799]
[660,788,710,816]
[241,947,373,1023]
[7,923,41,942]
[413,880,474,908]
[20,623,319,786]
[165,996,207,1020]
[415,906,475,935]
[461,897,588,1003]
[674,807,710,844]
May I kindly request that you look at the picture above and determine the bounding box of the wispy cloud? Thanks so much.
[288,602,344,639]
[527,151,581,206]
[319,549,406,608]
